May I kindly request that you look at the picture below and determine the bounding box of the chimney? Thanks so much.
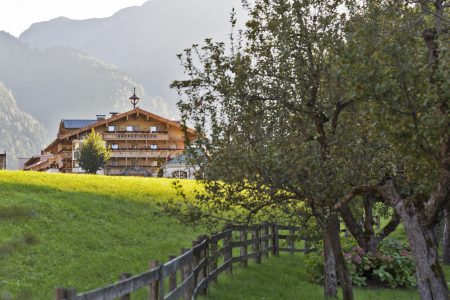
[110,112,119,117]
[96,114,106,121]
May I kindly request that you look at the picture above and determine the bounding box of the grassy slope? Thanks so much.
[203,255,450,300]
[0,171,201,299]
[2,171,449,300]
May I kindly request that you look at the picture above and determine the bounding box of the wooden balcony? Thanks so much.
[56,151,72,161]
[103,132,169,141]
[110,149,183,158]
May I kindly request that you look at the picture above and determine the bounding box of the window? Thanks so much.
[172,170,187,179]
[150,144,158,150]
[108,125,116,132]
[73,161,80,168]
[73,142,81,150]
[150,126,157,133]
[127,125,140,132]
[73,151,80,160]
[150,160,158,167]
[111,144,119,150]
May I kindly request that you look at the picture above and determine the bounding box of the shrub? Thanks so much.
[304,252,325,284]
[304,238,416,289]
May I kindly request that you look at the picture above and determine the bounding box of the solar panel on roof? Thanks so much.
[63,120,97,129]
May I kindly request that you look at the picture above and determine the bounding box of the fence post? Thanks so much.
[289,227,295,254]
[118,273,132,300]
[210,232,218,284]
[168,255,177,293]
[149,260,162,300]
[272,223,279,256]
[304,238,310,254]
[223,224,233,274]
[197,235,209,297]
[240,228,248,268]
[192,239,200,298]
[252,225,261,264]
[263,222,269,258]
[55,288,76,300]
[180,249,186,283]
[182,248,193,300]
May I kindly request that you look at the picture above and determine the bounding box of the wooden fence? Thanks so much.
[55,223,314,300]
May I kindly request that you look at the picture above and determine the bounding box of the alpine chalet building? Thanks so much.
[24,91,196,176]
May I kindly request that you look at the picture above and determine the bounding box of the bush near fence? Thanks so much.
[55,223,314,300]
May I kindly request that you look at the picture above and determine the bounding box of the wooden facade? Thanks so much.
[25,108,195,176]
[0,152,6,170]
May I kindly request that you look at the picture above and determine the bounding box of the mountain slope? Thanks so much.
[0,82,47,169]
[0,31,171,135]
[19,0,244,106]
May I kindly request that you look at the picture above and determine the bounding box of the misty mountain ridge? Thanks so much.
[0,31,171,134]
[0,0,245,168]
[20,0,245,107]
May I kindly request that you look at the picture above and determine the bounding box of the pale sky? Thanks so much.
[0,0,147,37]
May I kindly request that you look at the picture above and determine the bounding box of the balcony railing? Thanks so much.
[110,149,183,158]
[110,147,183,151]
[108,130,169,134]
[105,165,159,168]
[103,132,169,141]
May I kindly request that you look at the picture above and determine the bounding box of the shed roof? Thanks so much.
[167,154,188,165]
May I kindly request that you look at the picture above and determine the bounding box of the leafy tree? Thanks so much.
[79,129,111,174]
[169,1,400,299]
[334,1,450,298]
[170,0,448,299]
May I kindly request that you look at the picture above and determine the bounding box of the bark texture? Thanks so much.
[340,200,400,253]
[323,232,338,298]
[442,208,450,264]
[401,208,448,300]
[381,180,449,300]
[324,213,354,300]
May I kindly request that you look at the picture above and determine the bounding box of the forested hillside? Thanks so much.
[0,82,47,169]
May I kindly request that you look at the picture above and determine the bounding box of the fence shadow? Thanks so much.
[55,223,314,300]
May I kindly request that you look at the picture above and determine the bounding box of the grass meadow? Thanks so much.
[0,171,201,299]
[1,171,449,299]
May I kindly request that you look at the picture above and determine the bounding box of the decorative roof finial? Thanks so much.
[129,87,140,109]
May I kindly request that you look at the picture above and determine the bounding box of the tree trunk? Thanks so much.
[327,213,354,300]
[402,210,448,299]
[381,180,449,300]
[323,231,338,298]
[442,208,450,264]
[362,194,377,253]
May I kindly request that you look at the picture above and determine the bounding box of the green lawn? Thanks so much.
[1,171,449,300]
[203,254,450,300]
[0,171,201,299]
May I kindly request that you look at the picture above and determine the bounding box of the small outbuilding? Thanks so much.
[162,154,200,179]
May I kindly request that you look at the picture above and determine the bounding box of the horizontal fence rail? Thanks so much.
[55,223,314,300]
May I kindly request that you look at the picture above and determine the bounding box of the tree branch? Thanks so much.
[334,185,379,210]
[331,100,354,135]
[376,212,401,242]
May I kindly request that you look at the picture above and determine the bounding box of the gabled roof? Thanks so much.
[63,120,97,129]
[23,153,55,170]
[58,108,195,141]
